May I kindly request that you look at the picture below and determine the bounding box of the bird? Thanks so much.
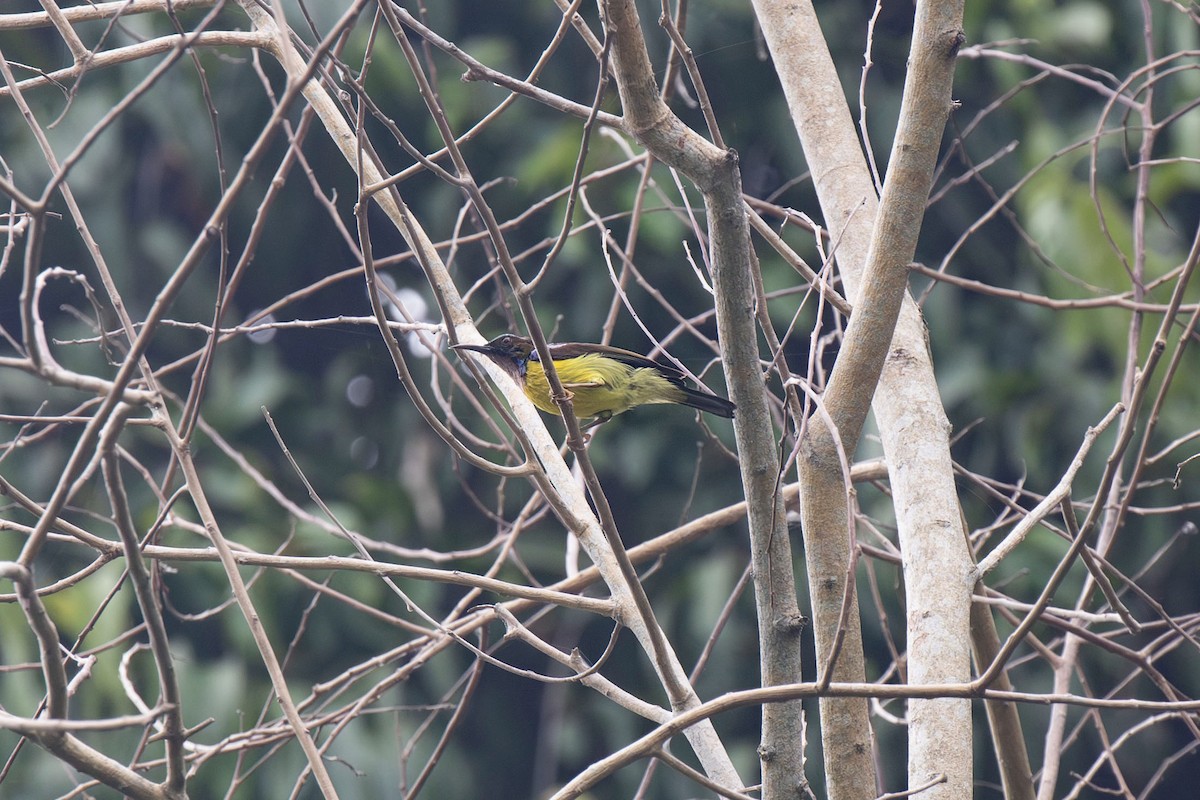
[452,334,735,425]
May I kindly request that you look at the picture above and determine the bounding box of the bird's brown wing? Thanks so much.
[542,342,688,381]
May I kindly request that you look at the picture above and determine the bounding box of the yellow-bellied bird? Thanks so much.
[453,334,735,424]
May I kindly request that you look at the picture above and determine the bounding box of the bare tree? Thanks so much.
[1,1,1198,799]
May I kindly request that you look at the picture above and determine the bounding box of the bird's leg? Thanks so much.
[581,411,612,431]
[579,411,613,441]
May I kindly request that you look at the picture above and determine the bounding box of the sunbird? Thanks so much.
[453,334,735,424]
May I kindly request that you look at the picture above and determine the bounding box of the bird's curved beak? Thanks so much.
[450,342,492,354]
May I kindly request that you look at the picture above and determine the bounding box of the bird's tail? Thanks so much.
[678,387,736,418]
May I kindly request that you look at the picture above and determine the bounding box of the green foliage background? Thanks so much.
[1,0,1198,797]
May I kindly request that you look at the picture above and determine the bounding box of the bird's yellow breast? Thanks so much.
[522,354,684,418]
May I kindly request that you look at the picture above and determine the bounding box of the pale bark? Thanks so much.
[752,0,974,798]
[601,0,807,794]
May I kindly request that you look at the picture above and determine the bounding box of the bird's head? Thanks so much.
[452,334,536,377]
